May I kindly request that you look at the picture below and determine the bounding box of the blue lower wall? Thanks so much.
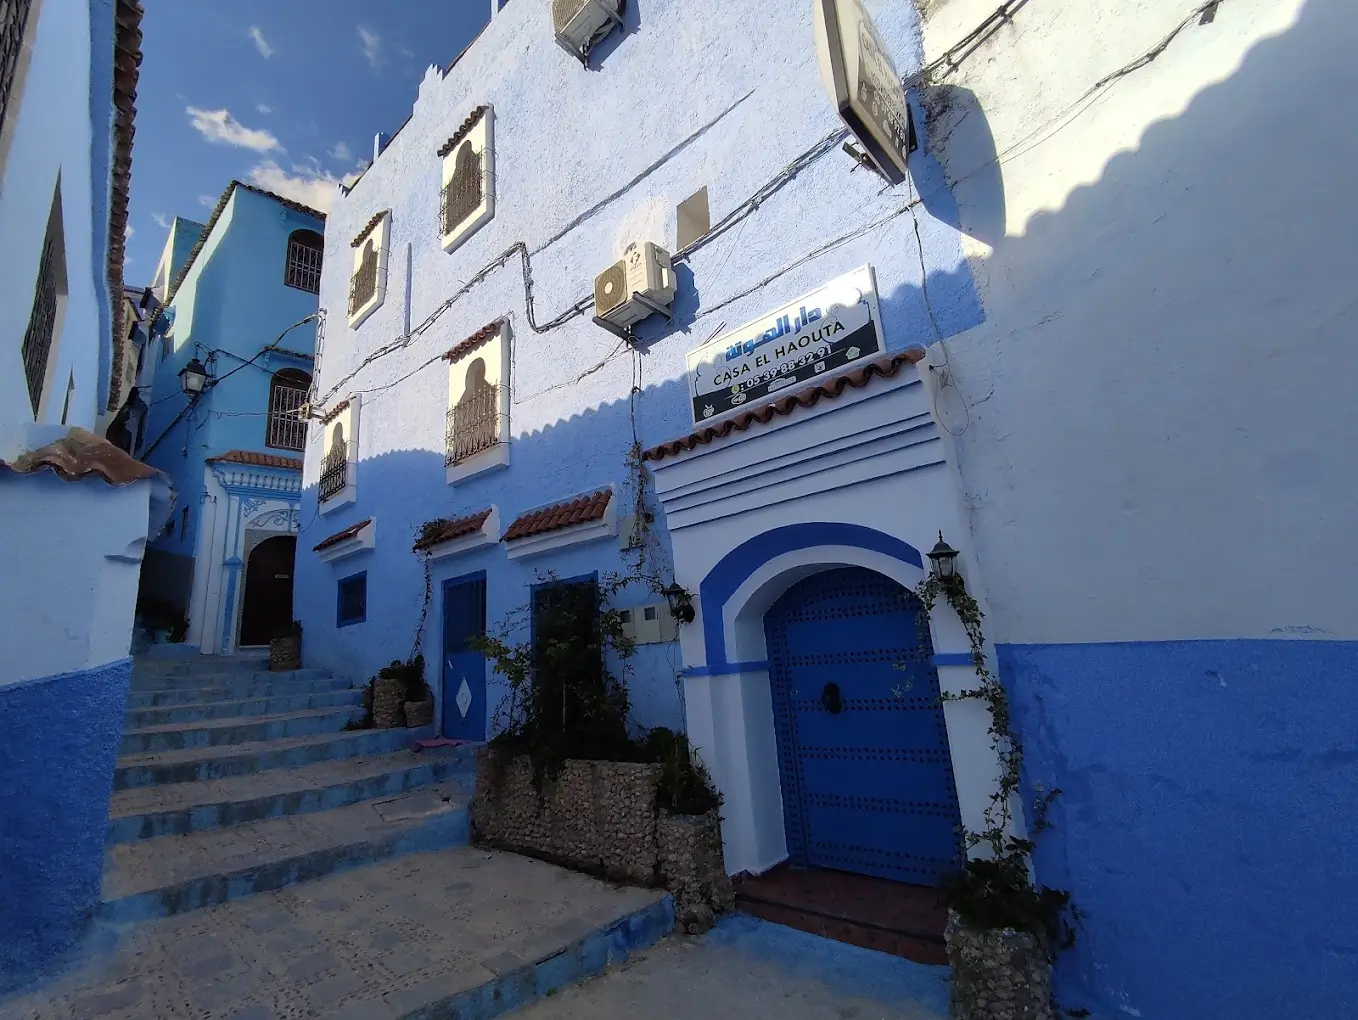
[0,659,130,994]
[998,638,1358,1020]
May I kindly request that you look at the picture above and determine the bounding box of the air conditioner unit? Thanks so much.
[552,0,624,63]
[594,241,676,328]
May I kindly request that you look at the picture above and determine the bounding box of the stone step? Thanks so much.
[119,705,364,755]
[132,653,269,677]
[124,676,355,709]
[107,746,480,844]
[124,688,364,728]
[100,782,474,922]
[129,666,333,693]
[9,849,672,1020]
[114,725,435,790]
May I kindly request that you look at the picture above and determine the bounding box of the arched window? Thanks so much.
[266,367,311,451]
[441,140,482,236]
[284,229,323,293]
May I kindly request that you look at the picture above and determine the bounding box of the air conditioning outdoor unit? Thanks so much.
[594,241,676,328]
[552,0,624,64]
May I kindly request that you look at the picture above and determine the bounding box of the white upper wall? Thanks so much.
[0,0,101,447]
[922,0,1357,644]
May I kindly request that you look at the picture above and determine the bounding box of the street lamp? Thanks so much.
[660,582,696,624]
[927,531,961,581]
[178,357,209,397]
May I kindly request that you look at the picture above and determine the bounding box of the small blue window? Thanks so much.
[337,571,367,627]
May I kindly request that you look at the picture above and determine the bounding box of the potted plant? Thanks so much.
[371,656,430,728]
[269,620,302,670]
[401,655,435,728]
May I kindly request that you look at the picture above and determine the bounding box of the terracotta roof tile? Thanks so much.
[412,509,493,552]
[442,320,504,363]
[318,399,350,425]
[642,352,927,463]
[351,210,389,248]
[206,450,304,471]
[503,490,611,542]
[436,105,489,158]
[313,518,372,552]
[106,0,144,412]
[1,428,160,486]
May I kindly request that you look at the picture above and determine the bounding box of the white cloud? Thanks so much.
[329,141,352,162]
[246,159,362,215]
[358,25,383,69]
[198,195,216,208]
[152,212,170,229]
[248,25,274,58]
[256,103,272,115]
[125,223,135,241]
[186,107,280,152]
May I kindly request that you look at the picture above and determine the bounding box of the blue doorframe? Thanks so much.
[442,571,487,741]
[765,565,963,886]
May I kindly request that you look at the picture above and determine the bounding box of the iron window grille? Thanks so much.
[348,241,378,317]
[445,383,500,466]
[440,141,483,237]
[21,230,58,416]
[318,435,349,502]
[0,0,33,144]
[284,230,323,294]
[266,371,309,451]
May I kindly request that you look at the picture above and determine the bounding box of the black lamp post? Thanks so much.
[178,357,209,397]
[660,582,696,624]
[927,531,961,581]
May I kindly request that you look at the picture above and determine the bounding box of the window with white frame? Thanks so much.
[444,320,510,484]
[317,395,359,511]
[438,106,494,254]
[347,211,390,328]
[284,229,323,293]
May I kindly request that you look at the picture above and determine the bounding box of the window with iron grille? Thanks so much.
[284,229,323,293]
[21,229,59,416]
[445,357,500,466]
[349,240,378,317]
[0,0,34,145]
[266,368,311,451]
[318,422,349,502]
[440,141,483,237]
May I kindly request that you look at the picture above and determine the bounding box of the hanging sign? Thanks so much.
[813,0,914,184]
[685,265,884,424]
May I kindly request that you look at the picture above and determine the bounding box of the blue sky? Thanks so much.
[125,0,493,283]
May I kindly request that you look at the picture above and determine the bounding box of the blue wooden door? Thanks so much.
[442,573,487,741]
[764,566,963,886]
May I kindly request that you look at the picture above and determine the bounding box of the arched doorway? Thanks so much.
[239,535,297,646]
[764,565,963,886]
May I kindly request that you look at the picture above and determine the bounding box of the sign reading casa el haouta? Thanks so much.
[813,0,914,184]
[685,265,884,424]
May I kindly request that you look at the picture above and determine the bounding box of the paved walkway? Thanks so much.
[515,914,951,1020]
[1,848,668,1019]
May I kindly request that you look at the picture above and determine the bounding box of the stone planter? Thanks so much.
[268,635,301,671]
[656,809,735,934]
[371,676,406,729]
[944,910,1054,1020]
[404,697,434,728]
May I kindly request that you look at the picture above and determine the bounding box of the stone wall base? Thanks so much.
[944,911,1054,1020]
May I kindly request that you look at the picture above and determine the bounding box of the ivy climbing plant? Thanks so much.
[912,571,1075,950]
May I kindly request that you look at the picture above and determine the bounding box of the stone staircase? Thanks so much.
[103,653,477,923]
[0,653,675,1018]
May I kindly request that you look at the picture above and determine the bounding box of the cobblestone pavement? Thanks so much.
[0,848,665,1020]
[513,914,951,1020]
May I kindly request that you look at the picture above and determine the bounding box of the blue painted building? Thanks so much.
[0,0,170,995]
[138,182,325,654]
[294,0,1358,1017]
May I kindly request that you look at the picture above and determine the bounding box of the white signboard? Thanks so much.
[685,265,884,424]
[813,0,913,183]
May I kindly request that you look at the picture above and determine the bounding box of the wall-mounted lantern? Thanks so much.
[661,582,696,624]
[178,357,209,397]
[927,531,961,581]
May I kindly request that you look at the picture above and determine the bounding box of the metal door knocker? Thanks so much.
[821,681,843,714]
